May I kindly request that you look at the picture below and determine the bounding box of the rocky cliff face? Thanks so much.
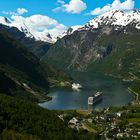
[43,10,140,73]
[44,25,140,71]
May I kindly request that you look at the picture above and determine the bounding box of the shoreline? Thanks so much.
[106,73,139,105]
[39,73,136,110]
[128,87,139,105]
[39,87,134,111]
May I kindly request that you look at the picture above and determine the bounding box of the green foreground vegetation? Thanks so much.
[0,94,97,140]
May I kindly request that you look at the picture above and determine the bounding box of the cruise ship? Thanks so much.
[88,92,102,105]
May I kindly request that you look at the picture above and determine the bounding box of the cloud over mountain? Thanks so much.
[0,12,67,42]
[88,0,135,15]
[11,14,67,40]
[2,8,28,16]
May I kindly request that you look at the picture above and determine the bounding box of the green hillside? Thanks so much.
[89,30,140,76]
[0,29,50,101]
[0,95,97,140]
[0,29,72,102]
[89,31,140,100]
[0,24,51,58]
[45,27,140,100]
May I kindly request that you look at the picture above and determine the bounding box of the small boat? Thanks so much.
[72,83,82,90]
[88,91,102,105]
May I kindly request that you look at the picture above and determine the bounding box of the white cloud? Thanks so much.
[2,11,15,15]
[17,8,28,15]
[49,24,67,36]
[57,0,65,5]
[2,8,67,42]
[2,8,28,16]
[53,0,87,14]
[52,7,62,12]
[64,0,87,14]
[10,14,67,38]
[89,0,135,15]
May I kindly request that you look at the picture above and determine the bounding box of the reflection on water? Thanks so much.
[39,72,133,110]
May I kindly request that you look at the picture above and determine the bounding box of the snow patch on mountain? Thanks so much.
[83,10,140,30]
[0,15,67,43]
[59,25,82,38]
[0,10,140,42]
[59,10,140,39]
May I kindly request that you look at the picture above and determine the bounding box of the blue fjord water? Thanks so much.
[39,72,133,110]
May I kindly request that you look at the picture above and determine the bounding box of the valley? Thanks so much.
[0,7,140,140]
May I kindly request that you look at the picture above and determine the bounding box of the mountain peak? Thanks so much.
[0,16,11,25]
[0,16,56,43]
[59,25,82,38]
[0,10,140,43]
[4,17,11,24]
[59,10,140,39]
[85,9,140,30]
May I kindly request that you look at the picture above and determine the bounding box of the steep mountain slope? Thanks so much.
[0,18,84,59]
[0,29,50,101]
[0,28,73,101]
[0,16,56,43]
[44,10,140,72]
[80,10,140,31]
[0,27,95,140]
[61,10,140,38]
[43,10,140,95]
[89,29,140,77]
[0,24,51,58]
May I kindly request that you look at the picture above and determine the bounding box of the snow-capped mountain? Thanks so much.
[84,10,140,30]
[0,10,140,43]
[0,16,82,43]
[45,10,140,71]
[61,10,140,38]
[0,16,57,43]
[59,25,82,38]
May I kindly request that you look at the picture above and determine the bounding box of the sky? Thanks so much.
[0,0,139,37]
